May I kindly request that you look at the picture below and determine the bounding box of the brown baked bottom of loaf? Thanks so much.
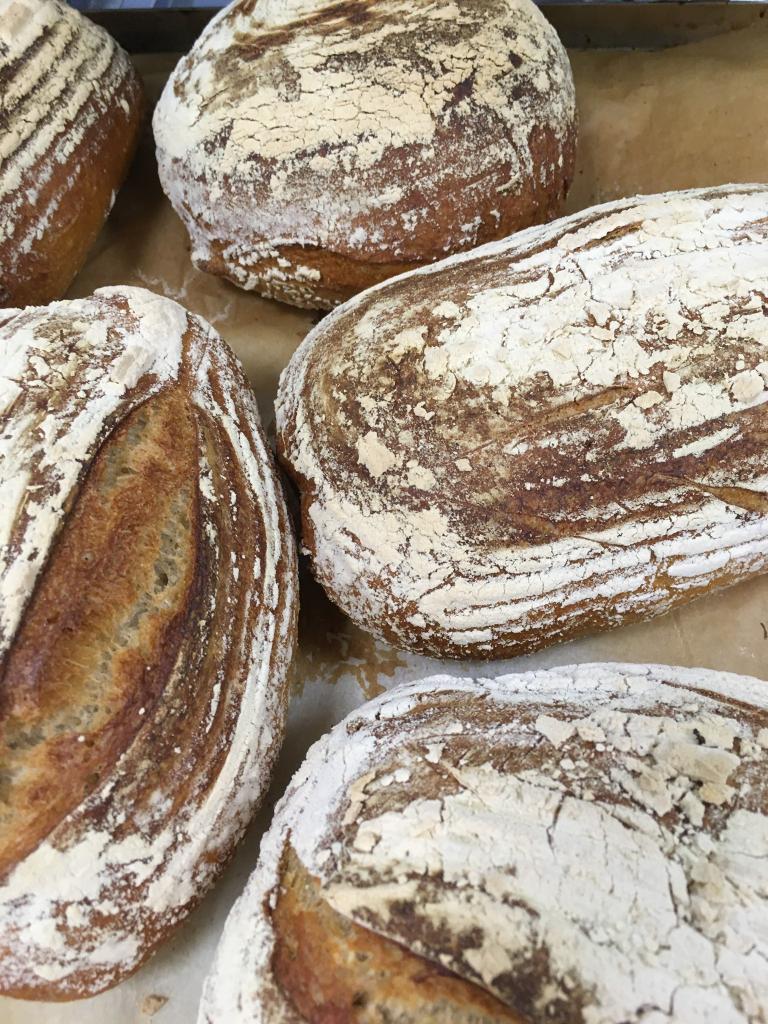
[271,846,526,1024]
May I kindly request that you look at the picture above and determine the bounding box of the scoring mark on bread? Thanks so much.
[154,0,576,306]
[200,666,768,1023]
[0,0,142,305]
[0,286,298,997]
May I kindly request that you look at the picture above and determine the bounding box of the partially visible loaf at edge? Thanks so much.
[0,0,143,308]
[0,286,298,999]
[277,184,768,659]
[199,665,768,1023]
[153,0,576,309]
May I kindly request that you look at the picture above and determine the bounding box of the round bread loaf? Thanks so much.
[0,286,298,999]
[0,0,143,309]
[277,184,768,659]
[153,0,576,310]
[199,664,768,1023]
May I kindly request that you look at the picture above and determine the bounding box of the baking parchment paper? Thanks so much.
[4,23,768,1023]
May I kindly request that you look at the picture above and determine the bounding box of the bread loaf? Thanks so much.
[199,664,768,1023]
[277,184,768,659]
[0,0,143,308]
[0,286,298,999]
[153,0,576,310]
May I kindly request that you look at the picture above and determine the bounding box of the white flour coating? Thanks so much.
[0,0,137,294]
[0,290,184,657]
[199,665,768,1023]
[277,184,768,657]
[153,0,575,302]
[0,287,297,993]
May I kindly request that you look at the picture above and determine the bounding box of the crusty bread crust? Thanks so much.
[191,121,575,310]
[199,665,768,1024]
[154,0,576,309]
[277,184,768,659]
[272,846,526,1024]
[0,287,298,999]
[0,0,143,308]
[0,386,199,879]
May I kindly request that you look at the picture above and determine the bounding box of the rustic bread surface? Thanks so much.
[277,184,768,658]
[199,664,768,1023]
[271,846,526,1024]
[0,286,297,998]
[153,0,576,308]
[0,0,143,308]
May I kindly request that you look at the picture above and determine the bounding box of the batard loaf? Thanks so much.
[153,0,576,310]
[0,286,297,998]
[199,664,768,1023]
[0,0,143,308]
[277,184,768,659]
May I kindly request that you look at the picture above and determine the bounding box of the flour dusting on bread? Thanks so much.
[277,184,768,658]
[154,0,576,306]
[199,665,768,1023]
[0,288,297,997]
[0,290,184,657]
[0,0,141,305]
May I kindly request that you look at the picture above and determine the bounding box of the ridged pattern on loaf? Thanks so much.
[0,0,141,305]
[153,0,576,306]
[277,184,768,658]
[0,287,298,997]
[199,665,768,1024]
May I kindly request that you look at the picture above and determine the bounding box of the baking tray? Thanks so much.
[80,3,768,52]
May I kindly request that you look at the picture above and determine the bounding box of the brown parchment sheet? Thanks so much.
[5,23,768,1024]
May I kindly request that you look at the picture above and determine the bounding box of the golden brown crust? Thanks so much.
[198,122,577,307]
[196,123,576,310]
[276,184,768,659]
[154,0,577,309]
[10,75,143,308]
[200,667,768,1024]
[0,287,298,999]
[272,846,527,1024]
[0,1,144,308]
[0,387,198,877]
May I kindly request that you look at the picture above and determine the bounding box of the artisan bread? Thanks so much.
[0,286,297,999]
[153,0,576,310]
[277,183,768,659]
[199,663,768,1023]
[0,0,143,309]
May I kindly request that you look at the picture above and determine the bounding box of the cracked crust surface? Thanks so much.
[271,846,526,1024]
[153,0,576,309]
[0,286,298,999]
[0,0,143,308]
[199,665,768,1024]
[277,184,768,659]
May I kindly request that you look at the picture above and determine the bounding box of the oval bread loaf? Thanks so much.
[0,0,143,308]
[199,664,768,1023]
[0,286,298,998]
[277,184,768,659]
[153,0,576,310]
